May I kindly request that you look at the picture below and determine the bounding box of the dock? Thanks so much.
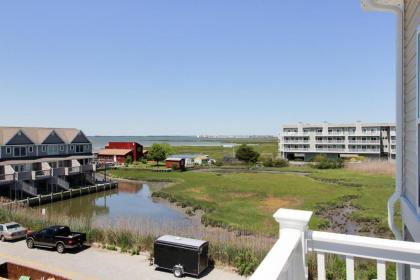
[2,181,118,207]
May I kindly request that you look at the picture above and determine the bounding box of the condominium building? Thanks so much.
[279,122,396,161]
[0,127,96,199]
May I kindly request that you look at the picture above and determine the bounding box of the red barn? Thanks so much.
[165,158,185,170]
[97,149,133,164]
[105,142,144,161]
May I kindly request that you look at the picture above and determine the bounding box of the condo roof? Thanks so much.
[98,149,132,156]
[0,127,88,145]
[282,122,395,128]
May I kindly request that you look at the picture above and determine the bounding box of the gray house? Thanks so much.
[0,127,96,199]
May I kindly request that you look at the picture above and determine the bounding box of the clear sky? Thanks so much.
[0,1,396,136]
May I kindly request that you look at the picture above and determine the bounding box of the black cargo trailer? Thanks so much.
[154,235,209,278]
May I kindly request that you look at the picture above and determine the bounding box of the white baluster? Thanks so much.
[376,260,386,280]
[346,256,354,280]
[410,265,420,279]
[317,253,326,280]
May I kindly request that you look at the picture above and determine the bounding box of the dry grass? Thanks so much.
[345,160,395,176]
[0,204,274,270]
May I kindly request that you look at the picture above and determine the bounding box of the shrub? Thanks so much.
[171,163,179,171]
[313,158,344,169]
[214,160,223,167]
[261,157,273,167]
[273,158,289,167]
[313,154,328,163]
[234,249,259,276]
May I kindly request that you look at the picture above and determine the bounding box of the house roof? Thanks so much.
[165,157,184,161]
[98,149,132,156]
[0,127,87,145]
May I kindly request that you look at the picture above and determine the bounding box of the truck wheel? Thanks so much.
[26,238,34,249]
[0,235,5,242]
[56,243,65,254]
[173,266,183,278]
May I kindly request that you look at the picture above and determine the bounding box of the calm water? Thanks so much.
[88,136,227,151]
[37,181,196,227]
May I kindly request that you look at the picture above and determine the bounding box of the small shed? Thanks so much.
[165,158,185,169]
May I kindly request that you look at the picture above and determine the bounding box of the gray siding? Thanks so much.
[403,0,420,207]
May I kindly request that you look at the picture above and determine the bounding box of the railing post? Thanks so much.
[274,209,313,280]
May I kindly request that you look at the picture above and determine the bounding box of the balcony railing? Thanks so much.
[251,208,420,280]
[348,140,380,144]
[348,149,380,153]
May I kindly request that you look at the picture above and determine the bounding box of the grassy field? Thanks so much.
[170,142,278,161]
[108,166,396,237]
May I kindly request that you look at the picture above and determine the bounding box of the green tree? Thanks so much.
[235,144,260,164]
[148,143,171,166]
[124,155,133,166]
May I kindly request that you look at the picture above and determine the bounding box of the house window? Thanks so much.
[6,147,11,154]
[28,146,33,153]
[13,147,27,157]
[60,145,64,152]
[42,145,47,153]
[70,145,74,151]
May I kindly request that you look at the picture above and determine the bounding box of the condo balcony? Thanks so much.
[250,209,420,280]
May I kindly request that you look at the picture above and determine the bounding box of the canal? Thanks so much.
[36,181,198,227]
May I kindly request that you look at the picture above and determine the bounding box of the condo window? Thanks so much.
[6,147,11,154]
[70,145,74,151]
[42,145,47,153]
[13,147,27,157]
[60,145,64,151]
[28,146,33,153]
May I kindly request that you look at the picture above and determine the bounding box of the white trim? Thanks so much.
[417,26,420,216]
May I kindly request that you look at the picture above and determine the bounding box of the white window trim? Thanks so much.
[416,25,420,214]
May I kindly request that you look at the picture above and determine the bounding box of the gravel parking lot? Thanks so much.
[0,240,244,280]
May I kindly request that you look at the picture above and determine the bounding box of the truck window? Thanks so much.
[56,227,71,236]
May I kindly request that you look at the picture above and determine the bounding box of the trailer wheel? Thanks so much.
[56,243,65,254]
[173,266,183,278]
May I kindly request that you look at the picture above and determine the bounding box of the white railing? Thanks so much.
[251,208,420,280]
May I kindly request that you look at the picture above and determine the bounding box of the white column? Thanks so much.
[274,208,313,280]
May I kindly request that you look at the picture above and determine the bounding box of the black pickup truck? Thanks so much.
[26,225,86,254]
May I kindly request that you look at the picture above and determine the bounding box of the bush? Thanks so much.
[235,144,260,164]
[273,158,289,167]
[171,163,179,171]
[261,157,273,167]
[313,154,328,163]
[214,161,223,167]
[313,158,344,169]
[234,249,259,276]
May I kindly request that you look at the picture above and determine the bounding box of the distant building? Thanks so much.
[105,142,143,161]
[0,126,95,199]
[165,158,185,169]
[279,122,396,161]
[97,142,143,164]
[97,149,133,164]
[168,154,213,167]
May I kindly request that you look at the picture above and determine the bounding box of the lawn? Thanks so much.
[170,142,278,161]
[108,167,395,237]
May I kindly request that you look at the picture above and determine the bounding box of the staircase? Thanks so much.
[17,181,37,196]
[85,173,96,186]
[55,177,70,191]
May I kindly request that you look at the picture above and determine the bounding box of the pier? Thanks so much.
[2,181,118,207]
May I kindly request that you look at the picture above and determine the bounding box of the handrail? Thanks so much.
[307,230,420,266]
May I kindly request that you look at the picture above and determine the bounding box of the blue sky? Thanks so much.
[0,1,395,136]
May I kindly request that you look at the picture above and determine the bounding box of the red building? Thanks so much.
[165,158,185,169]
[105,142,144,161]
[97,149,133,164]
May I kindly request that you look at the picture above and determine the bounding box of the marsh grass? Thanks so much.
[0,205,273,271]
[346,160,395,176]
